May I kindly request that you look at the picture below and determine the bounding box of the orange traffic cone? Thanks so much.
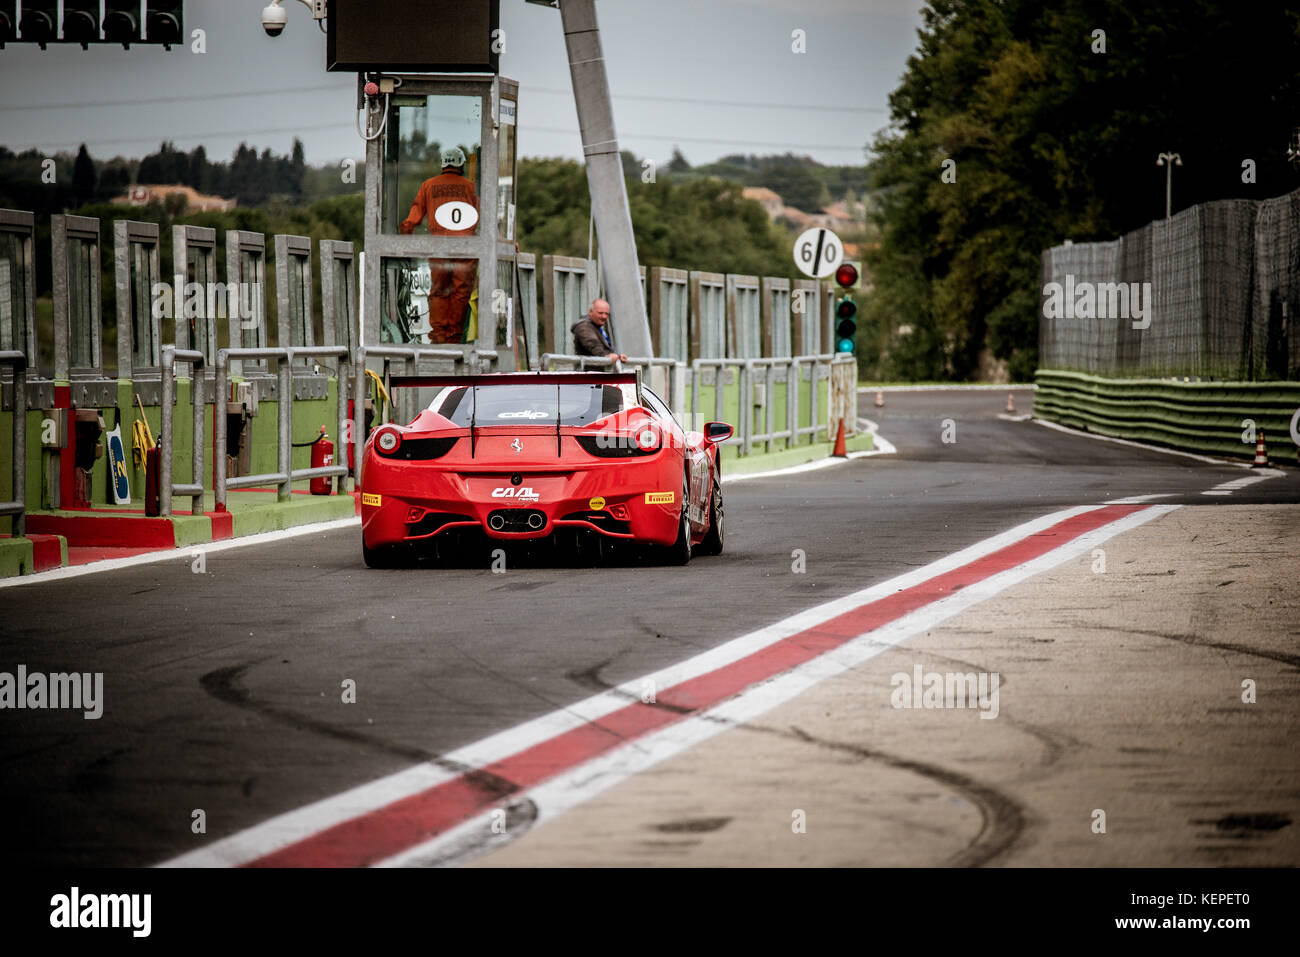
[1252,429,1268,467]
[875,390,884,408]
[831,417,848,457]
[1006,393,1015,413]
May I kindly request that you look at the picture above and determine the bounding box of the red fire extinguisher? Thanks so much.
[310,426,334,495]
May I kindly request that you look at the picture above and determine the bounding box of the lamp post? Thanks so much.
[1156,152,1182,219]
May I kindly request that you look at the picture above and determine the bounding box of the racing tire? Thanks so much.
[696,478,724,556]
[661,473,693,566]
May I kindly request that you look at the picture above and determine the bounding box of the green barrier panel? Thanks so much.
[1034,369,1300,459]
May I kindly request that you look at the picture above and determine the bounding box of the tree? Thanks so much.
[667,147,691,174]
[189,145,210,193]
[72,145,96,205]
[864,0,1300,381]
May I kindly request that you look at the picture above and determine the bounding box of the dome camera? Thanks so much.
[262,3,287,37]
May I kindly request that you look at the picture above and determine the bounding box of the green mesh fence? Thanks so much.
[1040,188,1300,380]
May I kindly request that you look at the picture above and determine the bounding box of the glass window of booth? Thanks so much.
[498,98,516,242]
[383,94,483,237]
[380,256,478,345]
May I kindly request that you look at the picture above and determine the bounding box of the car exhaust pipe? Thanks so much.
[527,512,545,529]
[488,514,505,531]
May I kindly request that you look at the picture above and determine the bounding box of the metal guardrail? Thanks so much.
[351,345,498,487]
[539,352,686,411]
[0,350,27,537]
[538,351,853,456]
[160,345,206,517]
[690,353,853,455]
[214,346,350,509]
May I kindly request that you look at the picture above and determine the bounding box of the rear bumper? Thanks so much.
[360,452,683,548]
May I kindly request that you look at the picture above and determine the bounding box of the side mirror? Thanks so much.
[704,421,733,443]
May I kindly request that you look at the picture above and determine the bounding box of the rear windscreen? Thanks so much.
[438,384,624,426]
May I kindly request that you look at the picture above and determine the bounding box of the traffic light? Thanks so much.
[104,0,143,47]
[62,1,99,48]
[833,261,859,354]
[145,1,183,48]
[19,2,57,48]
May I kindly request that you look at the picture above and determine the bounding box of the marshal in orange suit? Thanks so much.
[399,146,479,343]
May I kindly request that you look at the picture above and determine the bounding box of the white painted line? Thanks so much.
[382,503,1178,867]
[1031,418,1249,467]
[997,413,1032,422]
[724,444,884,483]
[1104,493,1176,504]
[1200,469,1286,496]
[857,417,898,455]
[160,503,1128,867]
[0,516,361,589]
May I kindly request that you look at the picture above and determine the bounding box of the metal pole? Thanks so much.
[354,355,367,489]
[1165,162,1172,219]
[278,354,292,503]
[559,0,653,358]
[160,345,174,516]
[336,361,350,493]
[1,352,27,538]
[13,357,25,538]
[215,352,228,511]
[810,357,820,442]
[191,355,204,516]
[787,357,798,449]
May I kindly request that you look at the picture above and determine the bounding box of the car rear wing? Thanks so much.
[386,369,642,402]
[385,369,644,458]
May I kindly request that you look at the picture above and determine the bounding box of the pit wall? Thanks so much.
[0,378,341,529]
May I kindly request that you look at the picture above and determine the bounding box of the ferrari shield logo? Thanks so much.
[511,438,522,453]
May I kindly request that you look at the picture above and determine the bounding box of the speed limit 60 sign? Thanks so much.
[794,227,844,279]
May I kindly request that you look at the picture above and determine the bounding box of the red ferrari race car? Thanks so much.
[358,371,733,567]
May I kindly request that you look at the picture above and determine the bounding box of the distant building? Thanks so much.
[115,184,236,213]
[741,186,784,218]
[741,186,862,233]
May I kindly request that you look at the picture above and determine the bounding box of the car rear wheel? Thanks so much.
[661,473,692,565]
[697,479,724,556]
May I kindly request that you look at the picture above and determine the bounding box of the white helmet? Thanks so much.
[440,146,467,169]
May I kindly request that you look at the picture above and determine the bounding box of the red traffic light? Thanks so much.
[835,263,858,288]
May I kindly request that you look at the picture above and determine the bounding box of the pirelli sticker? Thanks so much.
[644,491,675,505]
[361,493,382,507]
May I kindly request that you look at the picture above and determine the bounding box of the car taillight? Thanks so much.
[375,427,402,455]
[576,434,656,458]
[635,425,661,452]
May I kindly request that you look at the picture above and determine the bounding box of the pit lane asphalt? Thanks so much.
[1,388,1295,866]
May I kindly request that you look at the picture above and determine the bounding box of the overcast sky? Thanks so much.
[0,0,926,168]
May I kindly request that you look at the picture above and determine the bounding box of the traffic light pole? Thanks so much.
[558,0,653,357]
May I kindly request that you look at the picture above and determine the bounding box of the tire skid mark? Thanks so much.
[783,725,1027,868]
[1093,626,1300,669]
[525,658,1026,868]
[198,661,525,807]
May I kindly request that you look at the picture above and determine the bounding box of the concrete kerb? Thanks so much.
[3,492,357,578]
[724,432,874,477]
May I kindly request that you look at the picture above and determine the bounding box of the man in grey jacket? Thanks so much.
[571,299,628,362]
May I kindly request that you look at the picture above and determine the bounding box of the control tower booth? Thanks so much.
[361,73,521,373]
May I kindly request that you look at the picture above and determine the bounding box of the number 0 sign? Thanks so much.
[794,227,844,279]
[434,201,479,232]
